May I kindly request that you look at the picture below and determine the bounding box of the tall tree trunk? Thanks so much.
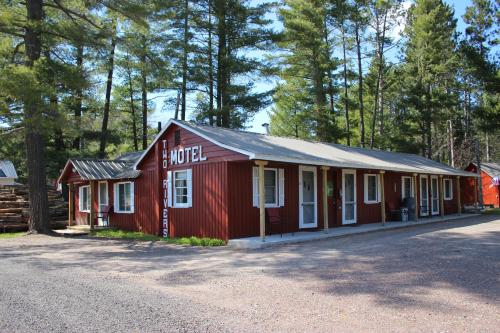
[312,48,327,141]
[426,85,432,159]
[447,119,454,167]
[485,133,490,162]
[215,0,227,127]
[99,20,117,158]
[341,25,350,146]
[180,0,189,120]
[370,9,387,149]
[355,22,365,147]
[126,65,139,151]
[141,54,148,150]
[474,139,483,205]
[323,20,335,117]
[73,44,83,150]
[45,51,64,151]
[208,0,214,125]
[24,0,50,234]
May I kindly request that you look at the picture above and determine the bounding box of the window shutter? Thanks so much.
[252,167,259,207]
[113,184,118,211]
[130,182,135,213]
[79,187,83,211]
[363,175,368,203]
[186,169,193,208]
[279,168,285,207]
[377,175,382,203]
[167,171,173,208]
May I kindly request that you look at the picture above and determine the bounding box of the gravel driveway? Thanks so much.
[1,215,499,333]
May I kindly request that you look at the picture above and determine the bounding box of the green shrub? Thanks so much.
[163,236,225,247]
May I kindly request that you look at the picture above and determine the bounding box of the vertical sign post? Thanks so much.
[161,139,169,237]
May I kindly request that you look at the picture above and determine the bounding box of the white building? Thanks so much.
[0,160,18,186]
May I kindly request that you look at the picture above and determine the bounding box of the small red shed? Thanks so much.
[58,119,478,241]
[465,162,500,208]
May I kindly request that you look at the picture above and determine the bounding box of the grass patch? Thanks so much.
[164,236,226,247]
[90,229,225,246]
[90,229,162,241]
[0,232,26,239]
[483,208,500,215]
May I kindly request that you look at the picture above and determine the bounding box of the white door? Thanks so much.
[420,176,429,216]
[430,176,439,215]
[97,181,108,226]
[299,166,317,228]
[342,170,356,225]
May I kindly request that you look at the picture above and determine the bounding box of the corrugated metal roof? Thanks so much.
[481,162,500,178]
[0,160,17,179]
[70,159,141,180]
[136,119,477,177]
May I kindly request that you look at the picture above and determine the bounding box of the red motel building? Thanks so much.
[58,119,479,241]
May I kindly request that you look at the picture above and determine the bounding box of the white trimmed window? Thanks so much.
[401,176,414,199]
[252,167,285,207]
[364,174,380,204]
[79,185,90,212]
[173,169,192,208]
[444,178,453,200]
[114,182,134,213]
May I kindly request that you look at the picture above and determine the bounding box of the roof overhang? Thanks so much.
[251,154,478,177]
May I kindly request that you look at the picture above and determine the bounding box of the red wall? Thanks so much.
[463,164,499,207]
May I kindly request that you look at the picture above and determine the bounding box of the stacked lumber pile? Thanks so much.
[0,185,68,232]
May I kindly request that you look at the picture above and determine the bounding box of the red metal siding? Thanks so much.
[478,171,500,208]
[443,177,459,214]
[107,172,159,234]
[228,161,333,239]
[169,161,229,239]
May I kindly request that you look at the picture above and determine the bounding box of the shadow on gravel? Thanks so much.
[1,215,499,311]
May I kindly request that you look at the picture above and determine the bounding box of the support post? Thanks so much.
[68,183,74,227]
[439,175,445,217]
[321,166,330,233]
[255,160,268,241]
[457,176,461,215]
[380,171,385,225]
[89,181,95,231]
[413,173,419,222]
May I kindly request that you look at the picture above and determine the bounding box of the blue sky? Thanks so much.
[150,0,475,133]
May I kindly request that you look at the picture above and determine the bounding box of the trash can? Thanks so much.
[400,207,409,222]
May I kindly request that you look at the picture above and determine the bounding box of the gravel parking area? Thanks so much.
[1,215,499,333]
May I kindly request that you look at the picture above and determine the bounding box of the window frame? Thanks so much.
[114,181,135,214]
[443,178,453,200]
[364,174,380,204]
[173,169,192,208]
[401,176,414,200]
[263,168,279,207]
[79,185,90,213]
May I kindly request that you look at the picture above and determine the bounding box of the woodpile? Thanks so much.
[0,185,68,232]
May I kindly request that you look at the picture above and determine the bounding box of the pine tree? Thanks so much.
[274,0,340,142]
[403,0,457,159]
